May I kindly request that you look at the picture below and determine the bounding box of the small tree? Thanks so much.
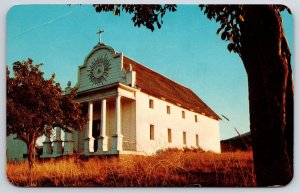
[7,59,86,169]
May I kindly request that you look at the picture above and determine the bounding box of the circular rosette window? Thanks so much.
[88,55,111,85]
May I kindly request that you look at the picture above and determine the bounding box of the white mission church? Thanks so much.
[7,36,221,161]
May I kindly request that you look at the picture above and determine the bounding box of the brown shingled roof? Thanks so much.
[123,56,220,120]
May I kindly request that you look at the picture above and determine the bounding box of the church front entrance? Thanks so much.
[92,120,101,152]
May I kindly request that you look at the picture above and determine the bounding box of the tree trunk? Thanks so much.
[27,137,36,169]
[239,5,293,186]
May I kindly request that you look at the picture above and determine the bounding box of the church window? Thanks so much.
[167,105,171,114]
[149,99,154,109]
[168,128,172,143]
[150,125,154,140]
[183,131,186,145]
[195,115,198,122]
[182,111,185,119]
[196,134,199,147]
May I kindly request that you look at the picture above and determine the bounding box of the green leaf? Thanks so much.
[221,31,227,40]
[216,27,223,35]
[227,43,234,52]
[157,22,161,29]
[216,15,222,22]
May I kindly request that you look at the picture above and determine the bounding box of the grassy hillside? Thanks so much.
[7,149,256,187]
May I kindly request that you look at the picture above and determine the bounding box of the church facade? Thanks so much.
[8,41,221,160]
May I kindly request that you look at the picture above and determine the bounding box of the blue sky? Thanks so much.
[6,5,294,140]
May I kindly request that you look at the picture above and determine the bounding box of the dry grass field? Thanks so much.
[6,149,256,187]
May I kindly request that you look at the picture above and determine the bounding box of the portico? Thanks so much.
[83,94,125,155]
[40,82,140,158]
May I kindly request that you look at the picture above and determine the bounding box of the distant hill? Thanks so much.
[221,132,252,152]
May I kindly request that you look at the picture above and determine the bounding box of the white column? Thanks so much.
[84,102,95,154]
[53,127,62,156]
[116,96,121,136]
[97,98,108,153]
[101,99,107,139]
[112,95,123,152]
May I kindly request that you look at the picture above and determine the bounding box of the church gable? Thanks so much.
[77,44,123,93]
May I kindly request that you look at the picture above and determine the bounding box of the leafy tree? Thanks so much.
[200,5,293,186]
[91,4,293,186]
[93,5,177,31]
[7,59,86,169]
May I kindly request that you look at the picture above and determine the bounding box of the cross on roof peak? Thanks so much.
[97,28,104,44]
